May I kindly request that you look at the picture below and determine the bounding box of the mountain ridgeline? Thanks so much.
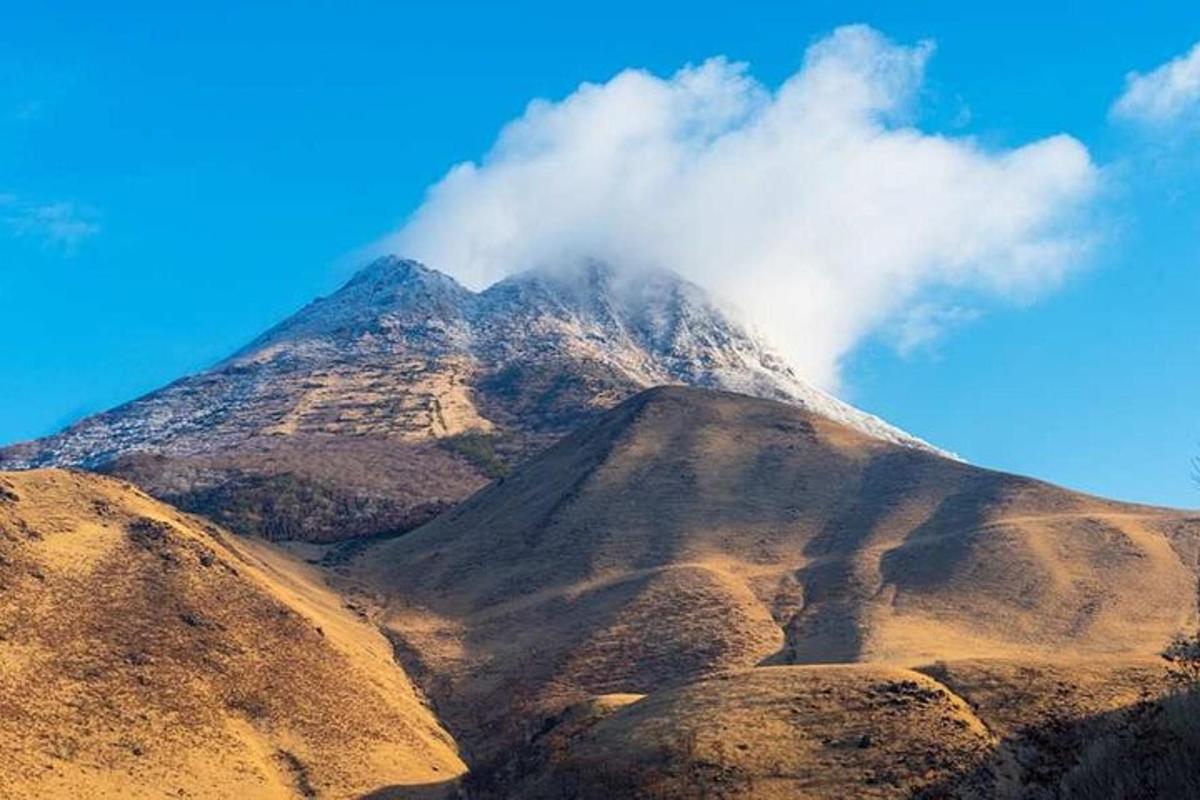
[0,258,936,541]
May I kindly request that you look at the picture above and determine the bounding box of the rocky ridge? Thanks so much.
[0,257,940,540]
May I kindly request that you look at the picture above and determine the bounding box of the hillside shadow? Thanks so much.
[777,450,967,664]
[914,688,1200,799]
[878,470,1021,595]
[359,777,462,799]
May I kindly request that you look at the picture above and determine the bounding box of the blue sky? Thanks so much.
[2,1,1198,507]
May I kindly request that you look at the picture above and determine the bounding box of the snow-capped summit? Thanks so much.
[473,260,939,453]
[0,256,943,540]
[229,256,477,359]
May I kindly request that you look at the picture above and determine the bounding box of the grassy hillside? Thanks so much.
[0,469,465,798]
[475,659,1177,799]
[346,387,1200,763]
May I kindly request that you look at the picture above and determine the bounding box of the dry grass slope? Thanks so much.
[501,658,1181,799]
[346,387,1200,765]
[100,434,489,542]
[502,665,997,799]
[5,385,1197,798]
[0,469,465,799]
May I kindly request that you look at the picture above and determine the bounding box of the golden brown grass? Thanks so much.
[0,469,465,799]
[8,386,1198,797]
[345,387,1200,765]
[1058,687,1200,799]
[480,658,1182,799]
[102,432,489,542]
[500,664,996,799]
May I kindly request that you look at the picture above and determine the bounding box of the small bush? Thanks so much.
[1163,631,1200,689]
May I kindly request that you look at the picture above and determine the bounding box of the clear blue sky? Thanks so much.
[2,1,1198,507]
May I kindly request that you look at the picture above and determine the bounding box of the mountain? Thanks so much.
[340,386,1200,783]
[6,389,1195,798]
[0,257,937,541]
[0,468,465,798]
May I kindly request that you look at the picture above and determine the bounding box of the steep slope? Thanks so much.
[344,386,1200,762]
[0,257,937,541]
[0,469,465,799]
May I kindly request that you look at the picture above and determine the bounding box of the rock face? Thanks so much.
[0,257,935,541]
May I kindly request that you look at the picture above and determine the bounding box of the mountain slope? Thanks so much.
[489,658,1175,799]
[0,258,938,541]
[343,386,1200,762]
[0,469,465,798]
[497,665,998,799]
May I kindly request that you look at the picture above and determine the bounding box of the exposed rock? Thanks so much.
[0,258,940,540]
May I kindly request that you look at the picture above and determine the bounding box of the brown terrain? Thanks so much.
[4,386,1199,797]
[335,386,1200,797]
[497,658,1178,799]
[0,469,464,799]
[98,433,488,543]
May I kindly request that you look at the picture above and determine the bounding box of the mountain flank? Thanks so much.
[0,469,465,799]
[0,258,938,542]
[342,386,1200,767]
[3,387,1197,798]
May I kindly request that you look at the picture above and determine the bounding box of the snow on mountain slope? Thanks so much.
[0,256,944,540]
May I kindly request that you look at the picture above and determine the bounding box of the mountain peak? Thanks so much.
[343,255,453,291]
[334,255,472,307]
[0,254,945,541]
[232,256,474,356]
[495,259,682,296]
[483,260,709,336]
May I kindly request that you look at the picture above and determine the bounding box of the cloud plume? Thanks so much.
[388,25,1098,389]
[1112,40,1200,125]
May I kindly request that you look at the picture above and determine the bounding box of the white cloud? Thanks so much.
[1112,41,1200,125]
[893,302,981,356]
[0,195,99,252]
[386,25,1098,389]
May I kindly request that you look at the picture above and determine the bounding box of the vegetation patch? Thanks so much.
[438,430,511,479]
[175,471,425,542]
[1058,688,1200,799]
